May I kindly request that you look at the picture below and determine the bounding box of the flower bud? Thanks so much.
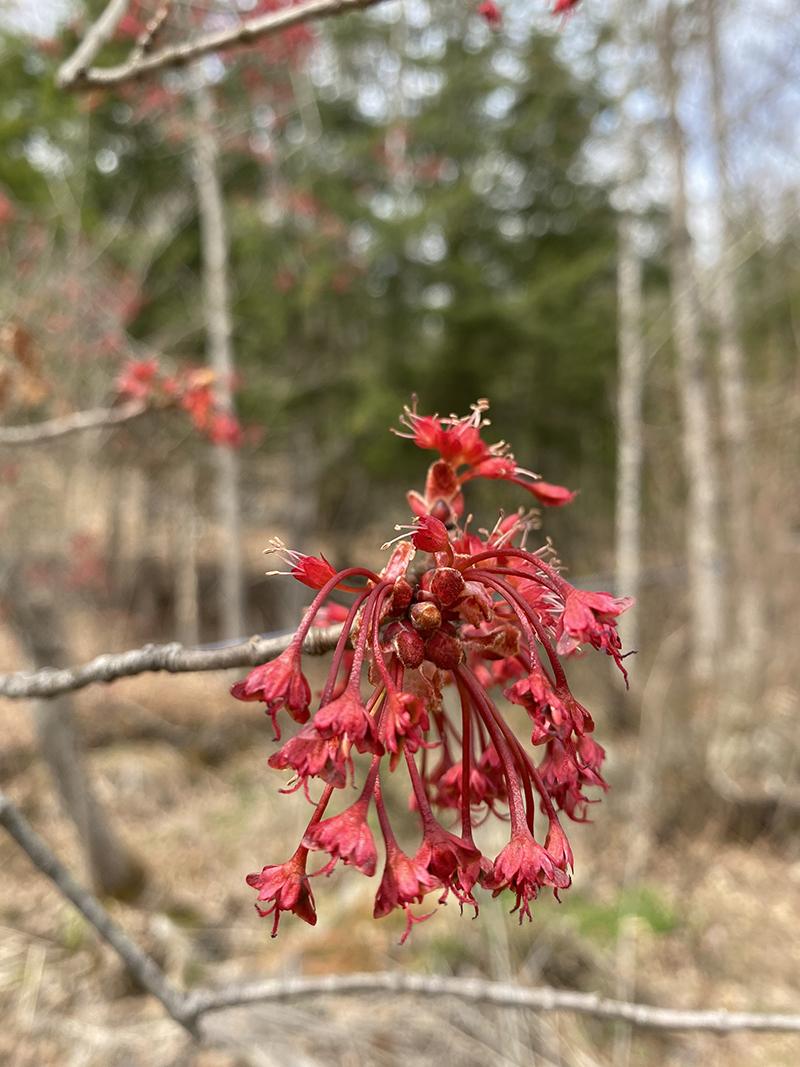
[430,567,465,607]
[425,630,464,670]
[393,627,426,669]
[387,576,414,617]
[411,514,450,554]
[410,601,442,633]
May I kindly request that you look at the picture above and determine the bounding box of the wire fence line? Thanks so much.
[2,786,799,1039]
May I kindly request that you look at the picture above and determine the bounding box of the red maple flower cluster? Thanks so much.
[234,400,631,939]
[116,358,244,447]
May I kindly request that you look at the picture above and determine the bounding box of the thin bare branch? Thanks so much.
[57,0,132,89]
[2,785,799,1036]
[0,624,343,700]
[57,0,388,91]
[0,788,195,1033]
[0,401,146,447]
[185,972,800,1034]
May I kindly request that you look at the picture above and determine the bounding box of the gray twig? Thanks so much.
[0,625,343,700]
[57,0,132,88]
[185,971,800,1034]
[0,401,146,447]
[58,0,388,91]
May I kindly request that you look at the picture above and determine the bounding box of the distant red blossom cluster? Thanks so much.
[233,399,631,939]
[478,0,581,27]
[116,357,245,446]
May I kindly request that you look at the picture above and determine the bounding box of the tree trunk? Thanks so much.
[705,0,764,682]
[615,213,645,658]
[192,85,245,640]
[174,463,201,646]
[660,7,723,687]
[8,587,145,899]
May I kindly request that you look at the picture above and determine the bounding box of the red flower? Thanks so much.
[303,796,378,876]
[268,724,347,789]
[553,0,581,13]
[313,685,380,754]
[117,358,158,400]
[378,689,429,766]
[412,515,451,554]
[374,844,439,920]
[208,411,244,447]
[415,824,484,906]
[231,648,311,738]
[265,540,339,589]
[477,0,502,24]
[246,849,317,936]
[557,587,634,678]
[397,400,575,520]
[485,831,570,921]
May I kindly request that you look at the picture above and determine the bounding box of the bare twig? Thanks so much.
[0,401,146,447]
[185,972,800,1034]
[2,786,799,1036]
[0,789,195,1033]
[57,0,131,89]
[0,625,343,700]
[57,0,388,91]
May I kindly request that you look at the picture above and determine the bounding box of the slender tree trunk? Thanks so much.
[8,588,144,899]
[705,0,764,681]
[174,464,201,646]
[192,85,245,640]
[105,466,124,595]
[660,7,723,687]
[615,213,645,657]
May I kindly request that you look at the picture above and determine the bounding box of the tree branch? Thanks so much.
[0,625,344,700]
[2,787,799,1037]
[57,0,132,89]
[0,400,147,447]
[185,971,800,1034]
[57,0,388,91]
[0,788,195,1033]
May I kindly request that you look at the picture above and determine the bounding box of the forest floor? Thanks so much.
[1,619,799,1067]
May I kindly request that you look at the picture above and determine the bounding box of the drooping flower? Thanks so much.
[375,845,439,914]
[231,647,311,738]
[246,849,317,936]
[268,723,347,788]
[485,832,570,921]
[557,587,634,679]
[313,685,381,754]
[303,791,379,876]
